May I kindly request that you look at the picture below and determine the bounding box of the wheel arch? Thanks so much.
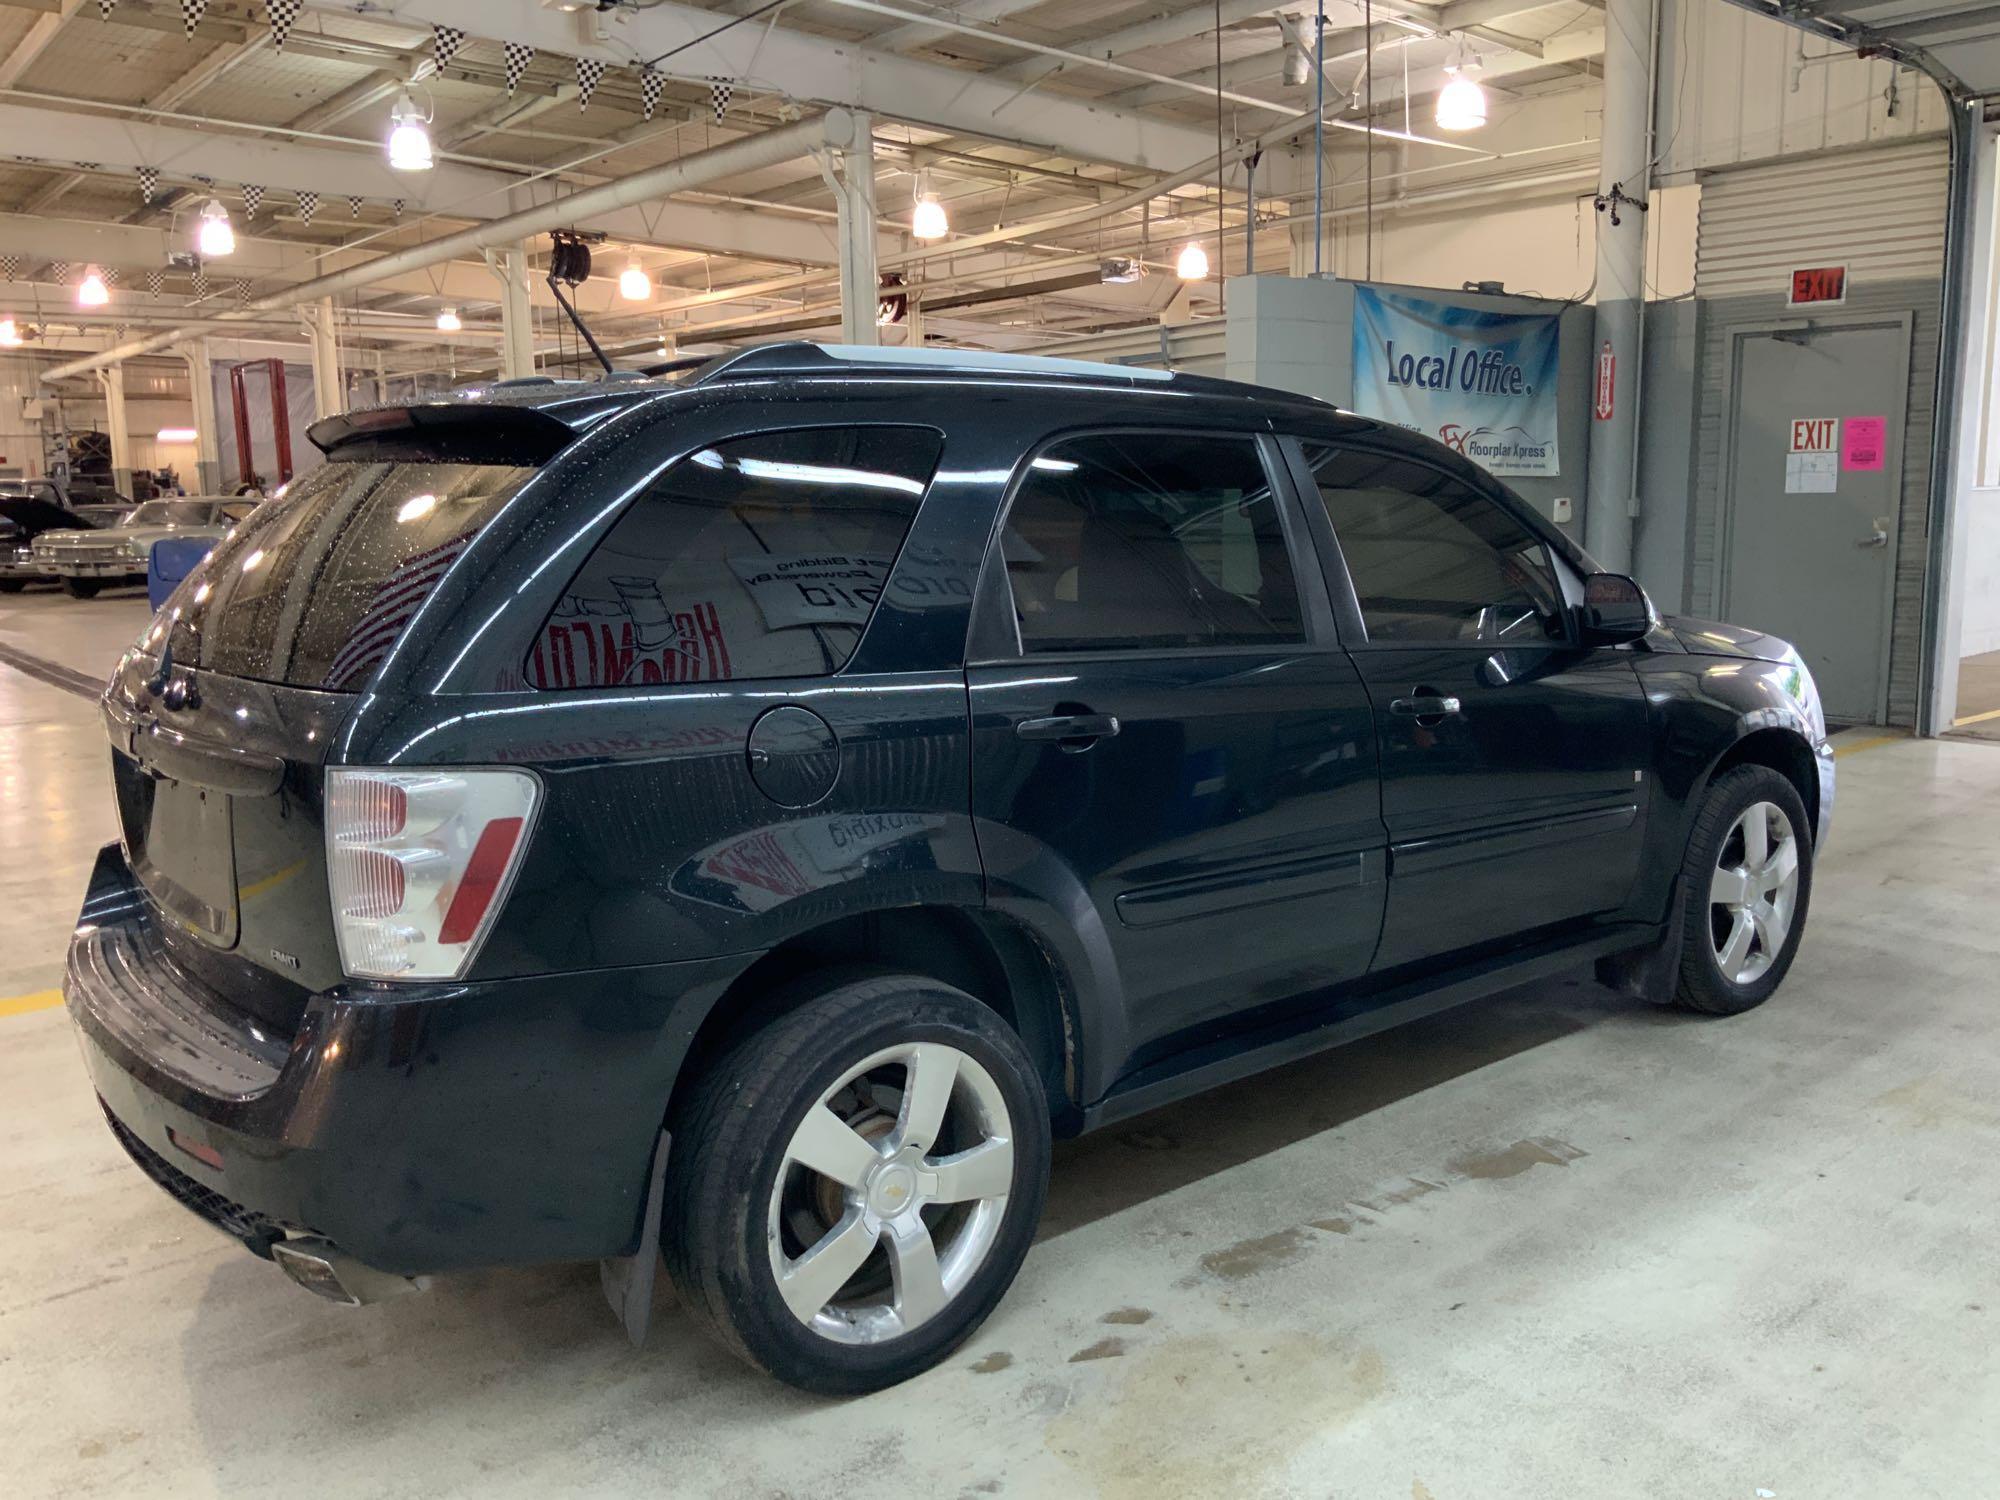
[1700,725,1822,841]
[667,903,1086,1138]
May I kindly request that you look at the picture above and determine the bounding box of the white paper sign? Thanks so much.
[1785,452,1838,494]
[727,553,892,630]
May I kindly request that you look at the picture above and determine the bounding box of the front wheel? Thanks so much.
[60,577,101,599]
[662,974,1050,1394]
[1672,764,1814,1015]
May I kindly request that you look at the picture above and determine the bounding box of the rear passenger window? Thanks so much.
[528,427,940,688]
[999,434,1303,654]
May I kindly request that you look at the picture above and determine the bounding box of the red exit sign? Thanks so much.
[1788,264,1848,306]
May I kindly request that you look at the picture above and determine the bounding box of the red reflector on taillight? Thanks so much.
[437,816,525,945]
[168,1127,224,1171]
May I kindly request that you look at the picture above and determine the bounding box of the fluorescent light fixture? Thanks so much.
[1436,69,1488,131]
[436,307,462,332]
[619,260,652,301]
[156,427,198,443]
[388,92,433,171]
[196,198,235,258]
[1099,257,1145,285]
[1175,242,1209,281]
[78,268,110,306]
[911,195,949,241]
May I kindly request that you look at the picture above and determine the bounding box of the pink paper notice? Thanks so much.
[1842,416,1887,472]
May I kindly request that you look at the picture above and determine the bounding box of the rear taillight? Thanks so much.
[325,768,539,980]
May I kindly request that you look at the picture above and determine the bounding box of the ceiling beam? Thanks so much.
[0,0,82,90]
[296,0,1227,172]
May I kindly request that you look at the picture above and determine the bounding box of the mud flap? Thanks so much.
[599,1130,670,1346]
[1595,877,1685,1004]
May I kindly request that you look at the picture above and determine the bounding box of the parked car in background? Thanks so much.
[31,497,255,597]
[0,493,96,592]
[66,344,1832,1394]
[71,501,138,528]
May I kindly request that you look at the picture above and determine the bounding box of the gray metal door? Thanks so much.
[1718,316,1912,723]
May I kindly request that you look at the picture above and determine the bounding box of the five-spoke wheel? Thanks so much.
[1707,800,1801,985]
[1674,764,1815,1014]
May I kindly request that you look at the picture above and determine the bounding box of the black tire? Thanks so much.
[60,577,101,599]
[1671,764,1814,1015]
[662,974,1050,1395]
[0,579,23,593]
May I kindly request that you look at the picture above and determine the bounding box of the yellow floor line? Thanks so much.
[1951,706,2000,727]
[1833,734,1904,759]
[0,989,63,1018]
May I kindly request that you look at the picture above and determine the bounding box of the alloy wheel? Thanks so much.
[766,1041,1015,1346]
[1707,799,1800,985]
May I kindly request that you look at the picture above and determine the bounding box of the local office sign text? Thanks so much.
[1352,287,1563,477]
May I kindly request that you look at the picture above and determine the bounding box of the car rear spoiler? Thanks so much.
[306,404,580,466]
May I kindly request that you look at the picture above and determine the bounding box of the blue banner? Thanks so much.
[1351,288,1561,477]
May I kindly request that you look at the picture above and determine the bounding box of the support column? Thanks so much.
[491,243,536,379]
[833,112,880,345]
[1582,0,1655,573]
[95,363,131,497]
[1266,152,1332,279]
[180,338,223,494]
[301,297,342,419]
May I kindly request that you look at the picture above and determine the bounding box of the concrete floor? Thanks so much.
[4,587,1999,1499]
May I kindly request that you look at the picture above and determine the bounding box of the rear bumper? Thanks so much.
[66,843,746,1279]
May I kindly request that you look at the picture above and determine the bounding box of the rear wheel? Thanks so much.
[1672,764,1813,1015]
[60,577,100,599]
[662,975,1049,1394]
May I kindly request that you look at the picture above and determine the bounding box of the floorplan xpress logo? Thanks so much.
[1353,286,1563,478]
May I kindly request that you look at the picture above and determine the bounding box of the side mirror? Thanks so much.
[1578,572,1654,646]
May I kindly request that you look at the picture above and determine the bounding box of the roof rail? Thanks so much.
[671,340,1177,387]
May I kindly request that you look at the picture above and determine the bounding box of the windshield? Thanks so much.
[127,501,217,527]
[164,456,537,690]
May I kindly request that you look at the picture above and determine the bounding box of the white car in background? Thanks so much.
[31,498,258,598]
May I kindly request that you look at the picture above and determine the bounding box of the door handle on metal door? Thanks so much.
[1016,713,1121,744]
[1855,523,1890,549]
[1389,694,1462,720]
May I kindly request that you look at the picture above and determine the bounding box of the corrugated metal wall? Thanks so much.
[1023,320,1226,376]
[1689,139,1948,726]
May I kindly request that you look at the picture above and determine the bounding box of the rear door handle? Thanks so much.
[1389,694,1462,720]
[1016,713,1121,743]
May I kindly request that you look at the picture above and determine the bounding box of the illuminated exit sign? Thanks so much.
[1788,264,1848,307]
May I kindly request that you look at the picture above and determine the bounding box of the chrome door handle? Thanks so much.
[1016,713,1121,743]
[1389,694,1461,719]
[1855,529,1889,549]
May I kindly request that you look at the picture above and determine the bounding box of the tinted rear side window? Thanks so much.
[999,433,1303,654]
[169,458,535,689]
[527,426,940,689]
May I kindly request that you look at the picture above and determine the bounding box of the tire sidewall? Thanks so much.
[1681,765,1815,1011]
[699,984,1049,1394]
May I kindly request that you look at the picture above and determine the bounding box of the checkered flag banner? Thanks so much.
[393,198,405,220]
[191,265,207,300]
[77,162,99,172]
[432,24,466,73]
[234,279,250,306]
[102,267,119,287]
[576,57,608,109]
[98,0,117,18]
[296,190,318,225]
[709,78,732,122]
[50,261,69,283]
[115,324,127,339]
[242,183,262,218]
[180,0,207,41]
[347,195,363,218]
[266,0,302,50]
[146,269,164,296]
[137,166,160,203]
[640,67,665,122]
[504,42,534,97]
[1,255,15,282]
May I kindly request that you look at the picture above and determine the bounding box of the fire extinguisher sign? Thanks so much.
[1593,341,1616,422]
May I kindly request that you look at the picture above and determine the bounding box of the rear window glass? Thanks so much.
[167,458,534,689]
[527,426,940,688]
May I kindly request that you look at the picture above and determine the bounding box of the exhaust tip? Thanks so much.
[272,1238,429,1306]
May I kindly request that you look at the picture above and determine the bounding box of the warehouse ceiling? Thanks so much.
[0,0,1612,384]
[1726,0,2000,99]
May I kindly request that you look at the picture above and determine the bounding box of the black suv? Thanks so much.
[67,343,1831,1393]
